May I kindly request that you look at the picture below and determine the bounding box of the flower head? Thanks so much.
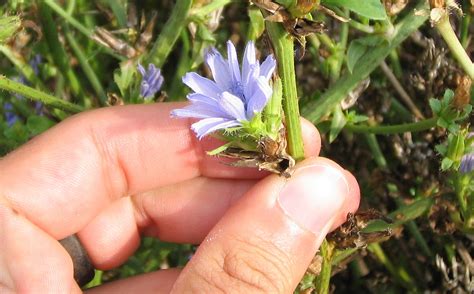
[460,153,474,174]
[460,132,474,174]
[138,63,164,99]
[171,40,276,139]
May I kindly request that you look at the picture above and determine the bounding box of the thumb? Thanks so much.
[172,157,360,293]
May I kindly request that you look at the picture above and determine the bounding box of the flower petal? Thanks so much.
[137,64,146,76]
[219,92,247,121]
[242,41,257,84]
[171,103,228,119]
[205,48,232,91]
[187,93,219,107]
[182,72,221,99]
[191,117,242,139]
[140,83,150,97]
[227,41,241,84]
[245,76,273,119]
[242,63,260,102]
[260,55,276,81]
[460,153,474,174]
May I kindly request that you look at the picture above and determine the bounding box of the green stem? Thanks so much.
[317,33,336,52]
[192,0,232,19]
[315,240,333,294]
[330,7,375,34]
[388,49,403,78]
[345,117,437,134]
[0,45,46,89]
[64,29,107,105]
[364,133,388,168]
[266,21,305,161]
[302,0,429,123]
[39,3,85,103]
[0,76,83,113]
[43,0,92,37]
[146,0,193,67]
[368,243,415,289]
[460,7,471,48]
[330,11,349,84]
[436,14,474,79]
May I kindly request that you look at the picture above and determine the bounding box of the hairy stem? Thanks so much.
[266,21,305,161]
[0,76,83,113]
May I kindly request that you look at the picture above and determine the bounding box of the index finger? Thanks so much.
[0,103,320,239]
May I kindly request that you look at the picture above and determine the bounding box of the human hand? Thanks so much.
[0,103,359,293]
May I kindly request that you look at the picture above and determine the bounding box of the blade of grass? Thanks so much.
[43,0,93,37]
[38,3,85,104]
[146,0,193,67]
[64,29,107,105]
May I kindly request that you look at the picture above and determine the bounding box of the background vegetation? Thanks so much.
[0,0,473,292]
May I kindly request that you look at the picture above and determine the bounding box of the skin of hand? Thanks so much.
[0,102,359,293]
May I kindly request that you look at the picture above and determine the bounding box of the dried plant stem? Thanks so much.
[436,14,474,79]
[266,21,305,161]
[380,61,424,119]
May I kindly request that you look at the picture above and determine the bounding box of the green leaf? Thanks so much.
[114,62,136,97]
[247,7,265,41]
[429,98,442,114]
[26,115,55,136]
[363,198,434,233]
[322,0,387,20]
[302,1,430,123]
[3,121,29,143]
[437,117,449,129]
[0,15,21,44]
[206,142,233,156]
[102,0,128,28]
[329,105,346,143]
[441,157,454,170]
[346,36,386,73]
[443,89,455,103]
[346,41,366,74]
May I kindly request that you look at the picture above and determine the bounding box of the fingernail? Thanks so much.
[278,164,349,235]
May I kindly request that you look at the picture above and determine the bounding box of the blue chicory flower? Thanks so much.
[138,63,164,99]
[460,133,474,174]
[460,153,474,174]
[171,40,276,139]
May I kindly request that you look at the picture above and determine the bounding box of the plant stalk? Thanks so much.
[345,117,437,134]
[0,76,83,113]
[266,21,305,161]
[435,14,474,79]
[146,0,193,67]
